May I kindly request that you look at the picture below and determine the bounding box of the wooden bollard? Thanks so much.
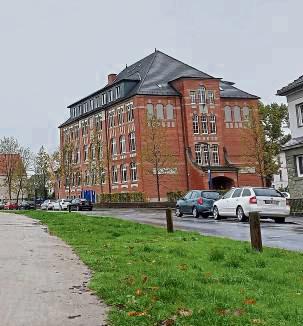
[166,208,174,233]
[249,211,262,252]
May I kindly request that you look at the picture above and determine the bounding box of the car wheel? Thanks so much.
[236,206,247,222]
[175,207,183,217]
[201,212,209,218]
[274,217,285,223]
[213,206,221,220]
[192,207,200,218]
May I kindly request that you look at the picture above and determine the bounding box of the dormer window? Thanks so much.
[90,99,94,110]
[101,93,106,105]
[115,86,121,99]
[108,90,113,102]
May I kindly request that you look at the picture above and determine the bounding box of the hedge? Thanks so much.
[97,192,146,203]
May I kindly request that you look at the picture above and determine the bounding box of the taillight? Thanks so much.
[197,197,203,205]
[249,196,257,204]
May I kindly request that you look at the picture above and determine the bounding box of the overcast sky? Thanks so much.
[0,0,302,153]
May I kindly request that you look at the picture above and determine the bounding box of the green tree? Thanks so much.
[35,146,50,199]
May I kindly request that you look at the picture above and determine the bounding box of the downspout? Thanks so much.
[104,109,112,194]
[179,95,190,190]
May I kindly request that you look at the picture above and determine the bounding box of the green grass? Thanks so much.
[16,211,303,326]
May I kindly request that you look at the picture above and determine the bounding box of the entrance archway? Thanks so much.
[212,176,235,190]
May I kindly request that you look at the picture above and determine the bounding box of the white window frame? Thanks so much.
[207,91,214,104]
[296,103,303,127]
[115,86,121,99]
[108,90,113,102]
[127,103,134,122]
[130,162,137,182]
[202,145,209,166]
[190,91,196,104]
[112,166,118,183]
[201,114,208,134]
[129,132,136,152]
[296,155,303,177]
[198,87,206,104]
[192,114,199,134]
[209,114,217,134]
[212,144,219,166]
[111,138,117,157]
[121,164,127,183]
[119,135,126,154]
[195,144,202,165]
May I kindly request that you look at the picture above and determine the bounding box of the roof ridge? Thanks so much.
[156,50,215,79]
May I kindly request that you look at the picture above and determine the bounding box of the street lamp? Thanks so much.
[198,142,213,190]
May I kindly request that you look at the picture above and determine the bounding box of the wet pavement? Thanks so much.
[80,208,303,252]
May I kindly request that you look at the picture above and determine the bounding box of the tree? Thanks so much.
[242,102,290,186]
[141,115,176,201]
[35,146,51,199]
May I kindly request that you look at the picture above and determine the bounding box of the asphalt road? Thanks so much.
[81,208,303,252]
[0,212,107,326]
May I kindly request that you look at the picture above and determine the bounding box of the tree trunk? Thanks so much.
[156,171,160,202]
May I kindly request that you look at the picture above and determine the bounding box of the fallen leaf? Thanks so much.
[158,319,175,326]
[142,275,148,284]
[151,295,159,302]
[178,264,188,271]
[216,308,230,316]
[251,319,266,325]
[127,311,146,317]
[244,298,256,305]
[233,308,245,316]
[177,308,193,317]
[135,288,143,296]
[147,286,160,291]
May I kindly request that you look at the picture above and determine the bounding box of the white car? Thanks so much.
[212,187,290,223]
[41,200,55,210]
[53,199,71,211]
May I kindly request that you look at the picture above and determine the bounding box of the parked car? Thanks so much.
[4,201,18,210]
[0,200,4,210]
[212,187,290,223]
[175,190,221,218]
[281,192,290,199]
[18,201,36,210]
[41,200,55,210]
[53,199,71,211]
[68,198,93,211]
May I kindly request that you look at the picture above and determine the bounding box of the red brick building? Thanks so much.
[58,50,261,201]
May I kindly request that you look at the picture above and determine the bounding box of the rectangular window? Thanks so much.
[296,155,303,177]
[129,132,136,152]
[201,114,208,134]
[108,110,115,128]
[198,88,206,104]
[209,114,217,134]
[190,91,196,104]
[203,145,209,166]
[127,103,134,122]
[90,99,94,110]
[112,166,118,183]
[101,93,106,105]
[195,144,202,165]
[296,103,303,127]
[115,86,121,99]
[212,144,219,165]
[192,114,199,134]
[208,91,215,104]
[108,90,113,102]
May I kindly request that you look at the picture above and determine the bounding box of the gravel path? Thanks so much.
[0,212,108,326]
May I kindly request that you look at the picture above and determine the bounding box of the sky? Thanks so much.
[0,0,302,153]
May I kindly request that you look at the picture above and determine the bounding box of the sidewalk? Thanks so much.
[0,213,107,326]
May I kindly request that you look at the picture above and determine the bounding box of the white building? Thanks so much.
[272,152,288,190]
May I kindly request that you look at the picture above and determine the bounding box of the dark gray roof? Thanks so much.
[282,136,303,150]
[219,81,259,99]
[277,75,303,96]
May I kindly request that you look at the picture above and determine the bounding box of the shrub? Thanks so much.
[97,192,146,203]
[167,191,186,202]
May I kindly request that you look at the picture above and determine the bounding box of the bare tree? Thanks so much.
[141,115,176,201]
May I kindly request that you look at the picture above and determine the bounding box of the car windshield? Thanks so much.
[253,188,283,198]
[202,191,220,200]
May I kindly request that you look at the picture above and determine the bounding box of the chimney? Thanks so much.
[108,73,117,85]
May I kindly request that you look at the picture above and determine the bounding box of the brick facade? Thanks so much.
[58,51,262,201]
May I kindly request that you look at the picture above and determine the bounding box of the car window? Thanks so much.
[191,191,201,199]
[223,189,234,199]
[232,188,242,198]
[184,192,192,200]
[253,188,283,197]
[242,189,251,197]
[202,191,220,200]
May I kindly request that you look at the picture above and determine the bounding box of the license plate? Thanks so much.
[264,200,279,205]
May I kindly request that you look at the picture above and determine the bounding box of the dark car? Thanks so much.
[68,198,93,211]
[175,190,221,218]
[0,200,4,210]
[19,201,36,210]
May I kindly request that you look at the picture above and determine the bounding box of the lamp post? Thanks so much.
[198,142,213,190]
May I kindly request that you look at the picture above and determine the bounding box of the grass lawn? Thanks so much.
[17,211,303,326]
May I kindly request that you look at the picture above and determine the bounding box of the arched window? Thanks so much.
[198,87,206,104]
[201,114,208,134]
[130,162,137,182]
[146,104,154,118]
[121,164,127,183]
[156,104,164,119]
[127,103,134,122]
[209,114,217,134]
[166,104,174,120]
[119,135,126,154]
[192,114,199,134]
[233,106,241,122]
[129,132,136,152]
[242,107,250,121]
[111,138,117,157]
[224,106,232,122]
